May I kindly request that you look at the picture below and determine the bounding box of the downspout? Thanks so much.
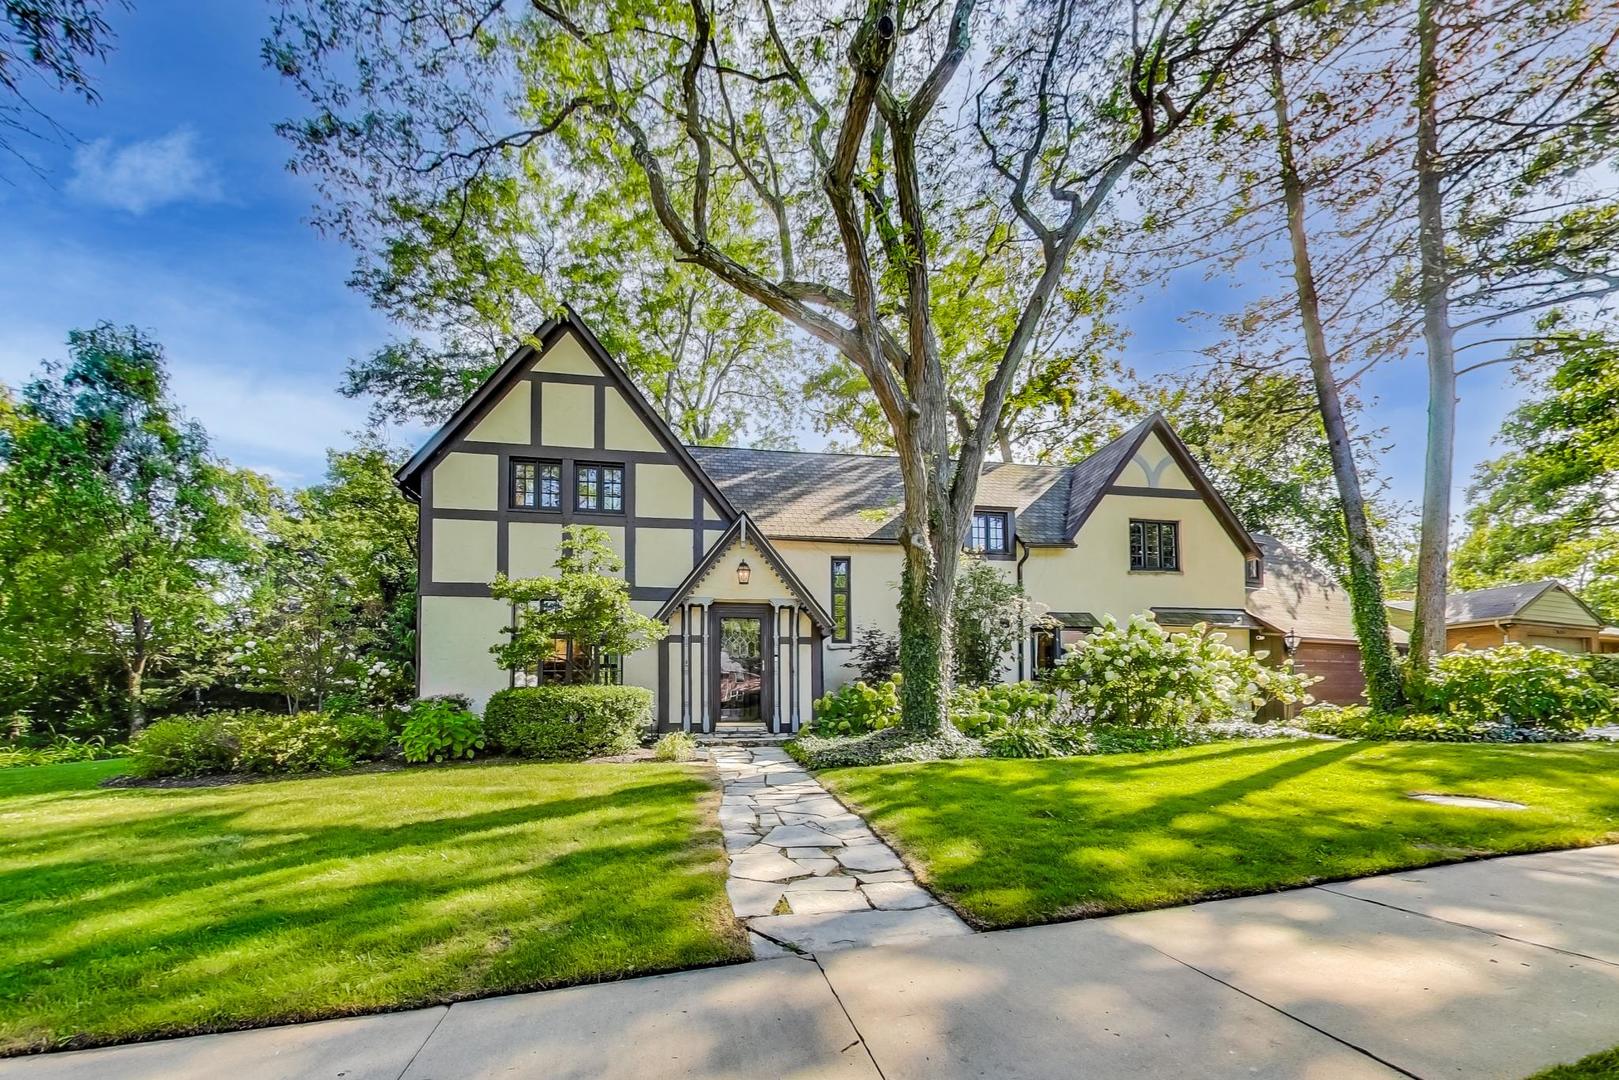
[1015,537,1031,680]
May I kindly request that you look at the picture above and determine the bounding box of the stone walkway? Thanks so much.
[712,745,970,956]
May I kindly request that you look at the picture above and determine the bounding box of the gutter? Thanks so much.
[1016,536,1032,680]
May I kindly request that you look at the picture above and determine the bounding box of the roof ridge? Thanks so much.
[685,442,1074,470]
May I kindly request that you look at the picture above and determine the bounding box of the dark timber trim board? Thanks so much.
[394,306,740,524]
[1065,412,1260,560]
[654,514,835,630]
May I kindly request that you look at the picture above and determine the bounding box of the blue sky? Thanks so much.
[0,1,1525,511]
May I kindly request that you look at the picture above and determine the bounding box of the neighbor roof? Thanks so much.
[1247,535,1409,645]
[1385,580,1604,626]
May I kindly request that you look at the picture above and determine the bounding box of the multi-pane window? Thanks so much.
[518,637,622,686]
[575,463,624,513]
[511,459,561,510]
[967,510,1011,555]
[1130,519,1180,571]
[830,556,852,643]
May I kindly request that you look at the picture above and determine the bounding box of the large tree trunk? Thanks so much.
[1411,0,1458,668]
[126,610,149,736]
[1267,26,1405,712]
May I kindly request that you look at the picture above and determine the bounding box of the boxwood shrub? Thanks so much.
[484,685,653,761]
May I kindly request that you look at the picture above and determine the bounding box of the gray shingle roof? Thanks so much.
[686,446,1075,543]
[1247,535,1410,644]
[1385,580,1572,624]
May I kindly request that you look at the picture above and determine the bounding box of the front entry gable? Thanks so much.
[655,514,834,631]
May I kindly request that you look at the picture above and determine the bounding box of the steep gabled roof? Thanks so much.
[653,513,835,629]
[688,446,1072,543]
[1387,580,1605,627]
[393,306,739,522]
[1248,534,1409,645]
[1063,413,1260,559]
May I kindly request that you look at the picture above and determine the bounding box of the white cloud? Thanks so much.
[67,129,223,214]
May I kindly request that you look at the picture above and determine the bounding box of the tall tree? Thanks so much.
[271,0,1309,735]
[233,439,419,711]
[1262,16,1404,709]
[0,325,251,734]
[1,0,122,171]
[334,158,811,444]
[1453,321,1619,618]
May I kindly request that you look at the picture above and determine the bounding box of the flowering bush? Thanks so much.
[1047,614,1315,726]
[1415,645,1615,732]
[810,678,902,737]
[951,682,1059,737]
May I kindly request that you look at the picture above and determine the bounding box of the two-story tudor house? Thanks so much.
[397,307,1268,733]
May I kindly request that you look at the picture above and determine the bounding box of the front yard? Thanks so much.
[0,758,748,1055]
[820,739,1619,928]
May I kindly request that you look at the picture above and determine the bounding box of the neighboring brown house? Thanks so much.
[1244,535,1408,706]
[1387,581,1615,655]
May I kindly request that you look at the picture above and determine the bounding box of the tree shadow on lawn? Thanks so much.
[0,761,750,1055]
[823,740,1619,929]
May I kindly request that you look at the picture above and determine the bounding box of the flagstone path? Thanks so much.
[711,745,971,957]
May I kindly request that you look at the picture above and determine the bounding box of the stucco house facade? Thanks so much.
[396,308,1266,734]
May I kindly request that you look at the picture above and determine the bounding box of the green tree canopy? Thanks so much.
[1454,322,1619,619]
[0,324,254,733]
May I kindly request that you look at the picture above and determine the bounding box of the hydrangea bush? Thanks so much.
[1047,614,1315,726]
[809,678,902,737]
[1417,644,1614,732]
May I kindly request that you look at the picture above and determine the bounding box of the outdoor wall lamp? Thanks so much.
[736,559,751,585]
[1283,628,1300,655]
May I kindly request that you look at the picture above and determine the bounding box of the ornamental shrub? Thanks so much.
[950,682,1058,737]
[399,697,485,763]
[810,678,901,737]
[484,685,652,761]
[230,711,387,774]
[981,721,1064,759]
[653,731,699,762]
[128,716,235,779]
[1048,614,1315,726]
[1417,644,1614,731]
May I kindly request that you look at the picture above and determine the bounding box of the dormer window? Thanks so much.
[1246,556,1264,588]
[967,510,1011,555]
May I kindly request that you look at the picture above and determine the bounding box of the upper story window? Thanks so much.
[575,463,625,513]
[512,459,561,511]
[967,510,1011,555]
[1245,556,1264,588]
[1130,519,1180,572]
[830,556,852,643]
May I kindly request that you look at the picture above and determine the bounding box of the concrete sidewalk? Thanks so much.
[6,846,1619,1080]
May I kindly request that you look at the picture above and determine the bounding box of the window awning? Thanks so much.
[1150,607,1262,629]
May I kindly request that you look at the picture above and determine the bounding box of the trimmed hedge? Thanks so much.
[484,685,653,761]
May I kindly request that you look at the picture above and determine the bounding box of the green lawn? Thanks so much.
[820,739,1619,928]
[1526,1045,1619,1079]
[0,758,748,1055]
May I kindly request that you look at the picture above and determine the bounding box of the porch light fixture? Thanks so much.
[736,559,751,585]
[1283,628,1300,655]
